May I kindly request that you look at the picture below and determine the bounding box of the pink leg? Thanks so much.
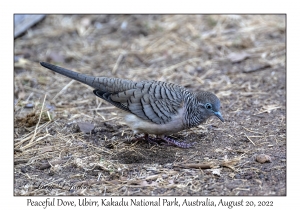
[130,134,195,148]
[131,134,160,145]
[161,136,195,148]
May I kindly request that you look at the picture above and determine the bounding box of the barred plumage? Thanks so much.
[40,62,224,148]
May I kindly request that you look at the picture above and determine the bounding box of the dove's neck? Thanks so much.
[183,92,205,128]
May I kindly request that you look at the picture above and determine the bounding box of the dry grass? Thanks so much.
[14,14,286,195]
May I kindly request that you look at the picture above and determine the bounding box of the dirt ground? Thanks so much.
[14,15,286,196]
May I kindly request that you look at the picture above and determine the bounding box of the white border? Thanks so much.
[4,0,295,209]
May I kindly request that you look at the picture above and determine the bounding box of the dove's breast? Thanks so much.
[121,106,186,136]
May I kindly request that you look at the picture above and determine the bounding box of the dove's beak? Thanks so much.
[214,111,224,122]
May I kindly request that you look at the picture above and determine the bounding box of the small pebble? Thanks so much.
[234,174,241,179]
[24,103,34,108]
[256,154,272,163]
[195,66,203,72]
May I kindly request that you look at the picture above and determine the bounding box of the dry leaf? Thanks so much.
[227,52,250,63]
[77,122,95,133]
[210,168,221,176]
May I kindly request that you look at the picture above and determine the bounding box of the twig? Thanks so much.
[52,80,75,102]
[46,110,52,121]
[15,121,50,144]
[22,134,51,150]
[29,94,47,143]
[112,52,125,74]
[174,163,213,169]
[255,106,281,115]
[244,133,256,146]
[242,126,263,135]
[89,106,116,111]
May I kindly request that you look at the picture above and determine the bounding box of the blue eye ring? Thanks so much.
[205,103,212,110]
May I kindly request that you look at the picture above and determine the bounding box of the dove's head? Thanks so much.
[195,91,224,122]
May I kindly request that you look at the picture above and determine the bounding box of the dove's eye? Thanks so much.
[205,103,212,110]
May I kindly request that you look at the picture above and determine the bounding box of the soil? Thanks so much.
[14,15,286,196]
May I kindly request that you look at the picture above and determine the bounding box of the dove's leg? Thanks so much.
[143,135,194,148]
[130,134,159,145]
[160,136,195,148]
[130,134,148,141]
[130,134,194,148]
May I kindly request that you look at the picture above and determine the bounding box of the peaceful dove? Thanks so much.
[40,62,224,148]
